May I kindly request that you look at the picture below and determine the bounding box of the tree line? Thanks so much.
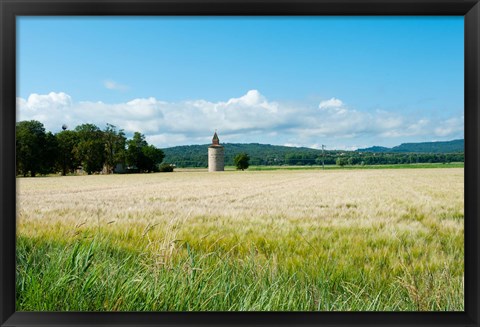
[289,152,464,166]
[16,120,168,177]
[257,152,464,166]
[163,143,465,168]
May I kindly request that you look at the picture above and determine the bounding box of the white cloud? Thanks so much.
[224,89,278,113]
[434,116,464,137]
[17,92,73,128]
[284,143,302,148]
[16,91,464,149]
[16,90,285,146]
[374,113,403,130]
[19,92,72,110]
[319,97,343,109]
[340,145,360,151]
[104,80,129,91]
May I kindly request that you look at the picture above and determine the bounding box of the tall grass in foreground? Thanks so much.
[16,231,463,311]
[16,168,464,311]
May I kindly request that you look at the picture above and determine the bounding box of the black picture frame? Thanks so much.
[1,0,479,326]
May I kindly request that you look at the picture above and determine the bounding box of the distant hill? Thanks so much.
[357,139,464,153]
[163,143,326,167]
[162,139,464,167]
[359,146,390,153]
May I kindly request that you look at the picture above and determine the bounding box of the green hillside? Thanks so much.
[163,143,328,167]
[358,139,464,153]
[163,141,464,168]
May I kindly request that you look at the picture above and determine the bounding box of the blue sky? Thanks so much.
[17,16,464,150]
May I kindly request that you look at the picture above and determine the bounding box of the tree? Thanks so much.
[103,124,126,174]
[126,132,165,173]
[56,129,80,175]
[285,153,301,165]
[16,120,48,177]
[234,153,250,171]
[347,156,359,165]
[74,124,105,174]
[126,132,146,171]
[336,157,347,167]
[42,132,59,175]
[142,145,165,172]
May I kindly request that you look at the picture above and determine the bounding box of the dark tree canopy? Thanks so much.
[74,124,105,174]
[16,120,56,177]
[336,157,348,167]
[234,153,250,171]
[126,132,165,173]
[16,120,169,176]
[56,129,80,175]
[103,124,126,174]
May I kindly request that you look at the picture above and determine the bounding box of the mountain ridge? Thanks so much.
[357,139,464,153]
[162,139,464,167]
[164,139,465,154]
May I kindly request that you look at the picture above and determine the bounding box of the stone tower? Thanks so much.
[208,131,224,172]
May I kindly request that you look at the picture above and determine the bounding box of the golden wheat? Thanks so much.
[16,168,464,311]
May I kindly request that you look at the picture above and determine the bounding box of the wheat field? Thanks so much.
[16,168,464,311]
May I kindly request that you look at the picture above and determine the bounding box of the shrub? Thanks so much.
[158,164,174,172]
[234,153,250,171]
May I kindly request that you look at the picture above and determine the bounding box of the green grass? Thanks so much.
[247,162,464,171]
[17,224,463,311]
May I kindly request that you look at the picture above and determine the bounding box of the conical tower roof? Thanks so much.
[212,130,220,146]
